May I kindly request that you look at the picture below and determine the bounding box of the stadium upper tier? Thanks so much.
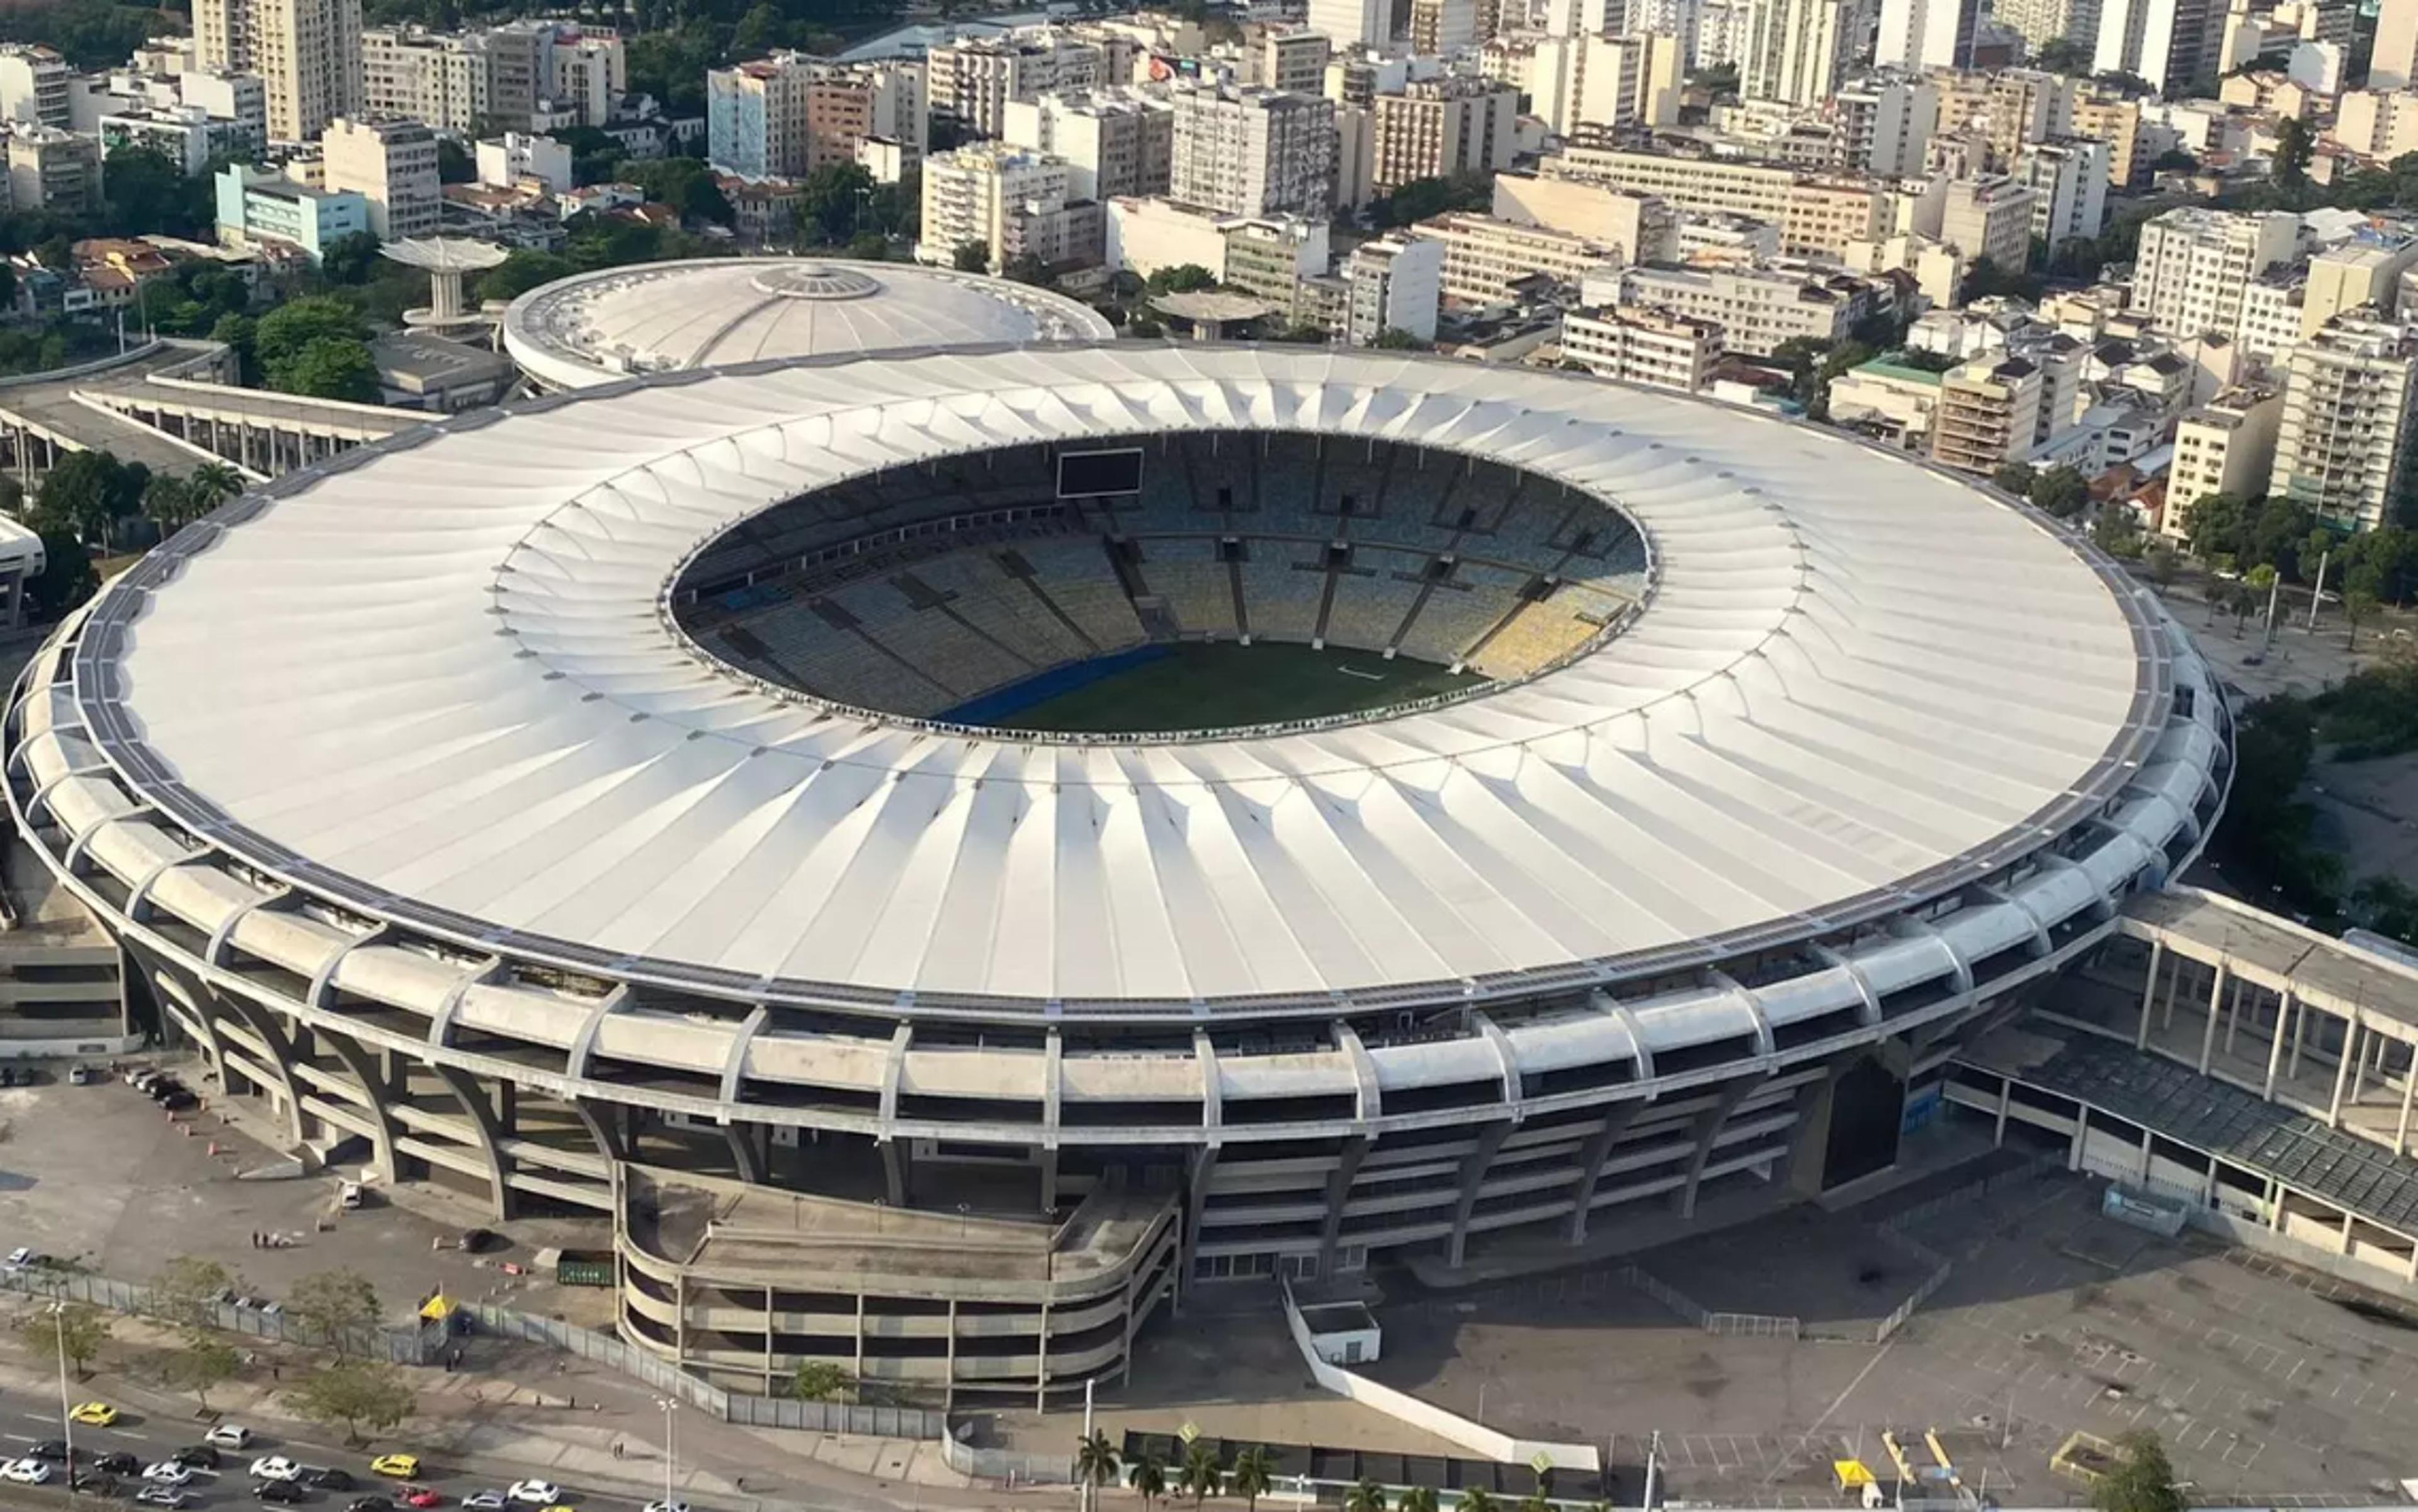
[501,258,1113,390]
[11,346,2223,1026]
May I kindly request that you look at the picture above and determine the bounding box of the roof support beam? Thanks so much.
[720,1006,768,1104]
[1569,1098,1649,1244]
[564,984,632,1080]
[429,956,504,1048]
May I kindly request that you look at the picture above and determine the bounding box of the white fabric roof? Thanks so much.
[98,346,2156,1006]
[501,258,1114,389]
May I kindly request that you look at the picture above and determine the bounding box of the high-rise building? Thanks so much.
[193,0,362,145]
[1575,32,1682,128]
[1937,174,2036,271]
[215,162,368,259]
[2014,136,2108,244]
[1874,0,1979,69]
[1833,76,1938,178]
[1308,0,1390,48]
[2061,84,2139,186]
[926,28,1102,140]
[5,126,100,213]
[917,142,1099,271]
[1613,261,1867,353]
[2132,207,2301,341]
[1344,232,1442,343]
[708,54,922,181]
[2269,317,2418,531]
[1492,171,1676,260]
[1002,89,1172,201]
[1740,0,1849,106]
[2375,0,2418,91]
[2091,0,2220,94]
[2167,383,2283,538]
[1417,212,1622,307]
[1259,30,1332,93]
[1409,0,1479,50]
[319,116,439,241]
[1169,84,1336,219]
[1370,76,1514,192]
[1932,355,2043,473]
[1994,0,2101,50]
[1560,307,1720,390]
[0,45,71,128]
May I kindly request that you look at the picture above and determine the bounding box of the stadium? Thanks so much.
[2,343,2229,1408]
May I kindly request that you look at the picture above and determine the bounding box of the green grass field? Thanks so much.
[1006,642,1485,734]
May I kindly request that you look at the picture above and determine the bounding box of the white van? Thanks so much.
[338,1181,365,1210]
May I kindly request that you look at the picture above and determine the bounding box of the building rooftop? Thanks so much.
[501,257,1111,389]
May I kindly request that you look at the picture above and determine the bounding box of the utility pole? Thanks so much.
[1642,1429,1659,1512]
[2308,549,2330,632]
[51,1302,74,1481]
[654,1397,676,1512]
[2262,569,2283,652]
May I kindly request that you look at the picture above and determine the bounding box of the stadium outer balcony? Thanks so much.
[6,598,2230,1403]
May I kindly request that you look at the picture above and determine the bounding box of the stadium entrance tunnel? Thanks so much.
[667,429,1654,737]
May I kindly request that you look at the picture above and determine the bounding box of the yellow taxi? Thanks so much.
[369,1456,421,1480]
[67,1402,116,1427]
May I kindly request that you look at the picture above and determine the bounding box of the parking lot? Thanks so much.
[1362,1168,2418,1506]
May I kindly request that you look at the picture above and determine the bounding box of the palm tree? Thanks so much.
[1132,1456,1168,1512]
[1179,1441,1223,1511]
[1229,1446,1276,1512]
[1458,1490,1497,1512]
[1346,1479,1387,1512]
[1399,1489,1439,1512]
[1519,1491,1553,1512]
[1077,1431,1122,1512]
[187,460,244,517]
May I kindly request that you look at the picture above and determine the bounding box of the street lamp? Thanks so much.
[654,1397,678,1512]
[49,1302,74,1481]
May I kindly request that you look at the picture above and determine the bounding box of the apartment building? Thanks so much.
[2132,207,2302,341]
[2063,86,2140,187]
[4,126,99,213]
[926,28,1103,139]
[2166,384,2284,539]
[1539,147,1884,259]
[477,130,572,193]
[1307,0,1389,49]
[1408,0,1477,52]
[1170,84,1336,218]
[1344,232,1443,344]
[2334,89,2418,162]
[2014,137,2108,244]
[1739,0,1851,106]
[1932,354,2044,473]
[1370,76,1513,193]
[1614,262,1869,355]
[2092,0,2221,94]
[1934,174,2036,273]
[2378,0,2418,91]
[919,143,1099,271]
[1994,0,2099,50]
[1491,172,1677,262]
[0,45,71,128]
[2269,317,2418,532]
[321,115,438,241]
[1560,307,1720,391]
[1833,74,1938,178]
[1573,33,1683,130]
[1259,30,1332,93]
[1875,0,1980,68]
[214,162,366,259]
[1417,212,1620,307]
[1827,356,1945,450]
[193,0,362,144]
[1002,89,1171,201]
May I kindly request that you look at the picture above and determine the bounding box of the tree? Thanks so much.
[2034,35,2092,73]
[210,312,258,385]
[953,240,990,273]
[254,297,368,374]
[788,1360,851,1402]
[2029,465,2090,520]
[1132,1457,1168,1511]
[1345,1479,1386,1512]
[2092,506,2143,557]
[284,1361,413,1446]
[2346,585,2381,651]
[2091,1431,2183,1512]
[1458,1491,1497,1512]
[151,1255,239,1329]
[2276,116,2313,189]
[618,156,733,225]
[319,231,383,286]
[796,161,874,244]
[1992,461,2038,498]
[32,450,147,545]
[1373,327,1428,350]
[1001,251,1050,286]
[272,336,381,404]
[1178,1442,1222,1510]
[436,138,474,185]
[845,232,890,262]
[188,460,244,514]
[1518,1493,1553,1512]
[1397,1489,1438,1512]
[17,1304,110,1380]
[1228,1447,1274,1512]
[2144,544,2180,586]
[162,1332,240,1411]
[287,1270,381,1357]
[1076,1430,1121,1512]
[475,250,575,304]
[29,530,96,617]
[1145,264,1217,295]
[101,144,212,241]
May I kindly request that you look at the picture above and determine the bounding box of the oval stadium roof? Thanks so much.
[84,345,2172,1010]
[501,257,1115,389]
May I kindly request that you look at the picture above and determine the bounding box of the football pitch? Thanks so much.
[1004,642,1485,734]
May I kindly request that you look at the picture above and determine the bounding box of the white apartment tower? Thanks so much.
[2378,0,2418,91]
[926,29,1103,140]
[2131,207,2301,341]
[1410,0,1480,52]
[2091,0,2220,94]
[1001,89,1172,202]
[1875,0,1979,69]
[193,0,362,145]
[1370,76,1514,192]
[0,45,71,128]
[2269,317,2418,532]
[1170,84,1337,219]
[1740,0,1850,106]
[1345,232,1443,344]
[2014,136,2108,244]
[1308,0,1390,48]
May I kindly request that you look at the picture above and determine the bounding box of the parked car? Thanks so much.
[96,1453,141,1475]
[170,1447,222,1470]
[256,1481,309,1504]
[67,1065,96,1086]
[142,1464,195,1486]
[206,1426,252,1449]
[250,1458,303,1483]
[368,1457,419,1481]
[644,1501,691,1512]
[309,1469,356,1491]
[30,1441,69,1461]
[161,1090,199,1111]
[5,1246,35,1269]
[460,1492,506,1509]
[505,1481,558,1504]
[136,1487,191,1509]
[71,1470,119,1497]
[4,1458,54,1485]
[348,1497,395,1512]
[70,1402,120,1426]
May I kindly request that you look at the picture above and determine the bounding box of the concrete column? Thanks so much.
[1994,1079,2012,1145]
[2291,1001,2309,1079]
[2198,963,2227,1074]
[2223,979,2244,1058]
[1446,1122,1514,1269]
[2265,991,2293,1100]
[2397,1055,2415,1157]
[2330,1020,2361,1127]
[854,1293,866,1384]
[2161,952,2182,1030]
[2135,940,2164,1049]
[428,1061,515,1222]
[763,1285,774,1395]
[2069,1103,2089,1172]
[1031,1300,1048,1412]
[2138,1125,2155,1185]
[2271,1180,2288,1231]
[1569,1101,1646,1244]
